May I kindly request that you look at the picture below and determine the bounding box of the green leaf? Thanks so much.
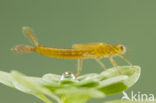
[0,66,141,103]
[97,66,141,95]
[34,94,53,103]
[0,71,14,87]
[11,71,62,103]
[98,76,128,95]
[56,87,104,103]
[56,87,104,98]
[74,80,99,87]
[77,73,99,81]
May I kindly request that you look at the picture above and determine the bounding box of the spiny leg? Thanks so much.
[118,55,134,68]
[109,56,121,75]
[95,58,107,70]
[76,59,83,77]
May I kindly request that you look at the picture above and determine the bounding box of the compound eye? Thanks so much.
[120,45,124,51]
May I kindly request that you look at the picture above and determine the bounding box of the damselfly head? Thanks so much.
[115,44,127,54]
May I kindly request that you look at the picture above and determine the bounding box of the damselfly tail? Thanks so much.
[11,45,36,54]
[23,27,39,46]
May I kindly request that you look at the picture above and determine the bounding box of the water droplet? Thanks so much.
[60,72,75,80]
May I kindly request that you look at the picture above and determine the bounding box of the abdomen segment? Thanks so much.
[36,46,94,59]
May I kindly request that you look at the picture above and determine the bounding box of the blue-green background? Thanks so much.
[0,0,156,103]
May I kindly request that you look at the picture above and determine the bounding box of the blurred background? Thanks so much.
[0,0,156,103]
